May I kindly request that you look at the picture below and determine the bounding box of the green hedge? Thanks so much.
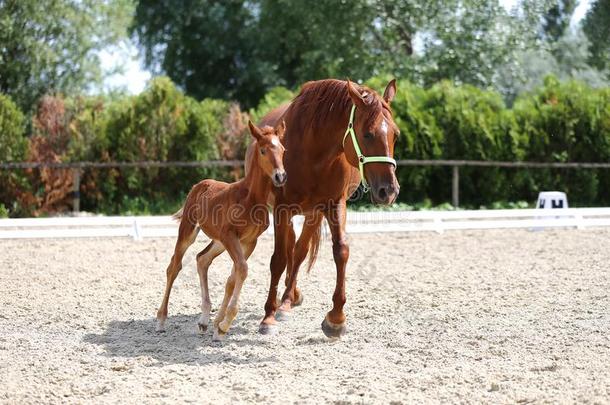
[512,76,610,205]
[0,78,249,215]
[95,77,223,213]
[0,94,27,216]
[0,75,609,216]
[368,75,610,207]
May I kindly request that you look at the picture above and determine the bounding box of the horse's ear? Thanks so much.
[276,120,286,141]
[248,120,262,141]
[383,79,397,104]
[346,79,366,108]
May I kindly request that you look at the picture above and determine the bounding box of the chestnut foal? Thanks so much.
[156,120,287,341]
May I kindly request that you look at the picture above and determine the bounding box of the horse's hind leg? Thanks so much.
[195,240,225,333]
[213,238,256,341]
[156,218,199,332]
[278,212,323,318]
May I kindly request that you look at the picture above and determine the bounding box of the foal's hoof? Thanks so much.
[258,322,279,335]
[155,319,166,333]
[197,314,209,334]
[321,317,346,339]
[275,309,292,322]
[212,328,227,342]
[293,290,304,307]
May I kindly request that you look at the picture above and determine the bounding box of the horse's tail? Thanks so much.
[172,207,184,222]
[305,219,323,273]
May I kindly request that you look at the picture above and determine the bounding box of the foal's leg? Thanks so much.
[195,240,225,333]
[321,201,349,338]
[212,237,256,341]
[213,264,235,331]
[213,241,253,333]
[278,212,323,317]
[259,209,292,334]
[156,219,199,332]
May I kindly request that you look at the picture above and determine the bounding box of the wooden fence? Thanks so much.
[1,159,610,210]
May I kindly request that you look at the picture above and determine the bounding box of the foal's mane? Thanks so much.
[290,79,389,133]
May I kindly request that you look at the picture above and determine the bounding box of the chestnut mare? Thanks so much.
[156,120,287,341]
[251,79,400,337]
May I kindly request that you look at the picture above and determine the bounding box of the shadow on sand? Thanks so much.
[83,313,275,366]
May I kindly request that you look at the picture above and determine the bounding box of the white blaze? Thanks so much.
[380,119,388,135]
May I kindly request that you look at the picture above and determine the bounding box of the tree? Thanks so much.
[496,28,609,104]
[542,0,577,42]
[583,0,610,71]
[131,0,589,107]
[131,0,270,108]
[418,0,543,89]
[0,0,133,113]
[257,0,377,87]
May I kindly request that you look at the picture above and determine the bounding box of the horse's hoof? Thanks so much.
[258,322,279,335]
[156,319,166,333]
[275,309,292,322]
[197,323,208,334]
[293,291,304,307]
[212,328,227,342]
[321,317,346,338]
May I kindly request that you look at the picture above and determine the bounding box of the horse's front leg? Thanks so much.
[321,200,348,338]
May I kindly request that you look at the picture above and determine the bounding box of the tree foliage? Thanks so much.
[131,0,559,106]
[131,0,268,108]
[0,0,133,112]
[542,0,577,42]
[583,0,610,71]
[0,94,27,215]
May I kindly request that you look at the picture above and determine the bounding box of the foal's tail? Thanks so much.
[172,207,184,222]
[305,218,323,273]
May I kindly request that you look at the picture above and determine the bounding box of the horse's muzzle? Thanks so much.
[371,182,399,205]
[272,170,287,187]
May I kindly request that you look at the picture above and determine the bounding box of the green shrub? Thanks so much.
[4,75,610,215]
[0,93,28,216]
[0,203,8,218]
[94,77,240,213]
[423,81,522,205]
[513,76,610,205]
[367,76,610,207]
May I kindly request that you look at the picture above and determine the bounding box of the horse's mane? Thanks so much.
[289,79,388,133]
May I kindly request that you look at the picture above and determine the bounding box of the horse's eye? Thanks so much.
[260,148,266,155]
[364,132,374,140]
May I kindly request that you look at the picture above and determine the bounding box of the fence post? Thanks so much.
[72,168,80,214]
[452,165,459,208]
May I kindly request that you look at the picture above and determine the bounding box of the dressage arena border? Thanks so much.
[1,207,610,239]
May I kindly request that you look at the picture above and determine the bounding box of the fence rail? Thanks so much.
[1,159,609,210]
[1,208,610,240]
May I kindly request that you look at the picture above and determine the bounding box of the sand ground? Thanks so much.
[0,228,609,404]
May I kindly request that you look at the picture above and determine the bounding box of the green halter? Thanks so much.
[342,104,397,192]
